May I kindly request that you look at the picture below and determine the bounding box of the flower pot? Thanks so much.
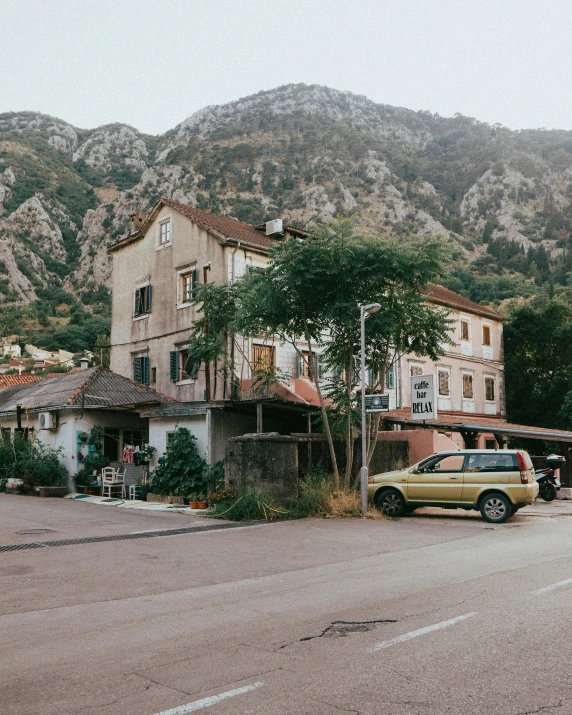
[189,500,200,509]
[197,500,207,509]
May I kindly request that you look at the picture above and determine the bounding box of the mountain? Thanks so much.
[2,83,572,345]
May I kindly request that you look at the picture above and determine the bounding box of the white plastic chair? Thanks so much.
[101,467,124,498]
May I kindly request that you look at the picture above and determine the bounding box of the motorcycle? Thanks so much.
[536,454,566,502]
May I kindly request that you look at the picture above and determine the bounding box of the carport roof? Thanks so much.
[383,409,572,443]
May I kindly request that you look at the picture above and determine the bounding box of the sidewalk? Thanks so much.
[520,497,572,517]
[66,493,209,514]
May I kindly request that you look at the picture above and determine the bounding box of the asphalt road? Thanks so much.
[2,495,572,714]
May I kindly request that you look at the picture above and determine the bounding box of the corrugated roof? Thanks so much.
[0,368,172,414]
[422,283,503,320]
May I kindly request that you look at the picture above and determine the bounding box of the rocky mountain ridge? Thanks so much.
[1,83,572,313]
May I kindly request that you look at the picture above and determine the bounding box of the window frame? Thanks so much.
[460,317,471,342]
[177,266,198,309]
[252,343,276,373]
[484,375,495,402]
[437,368,450,397]
[133,283,152,319]
[462,372,474,400]
[482,323,492,347]
[410,363,424,377]
[156,216,173,250]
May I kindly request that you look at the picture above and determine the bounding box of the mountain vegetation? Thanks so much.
[2,83,572,352]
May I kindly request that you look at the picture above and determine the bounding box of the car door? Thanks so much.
[407,453,466,503]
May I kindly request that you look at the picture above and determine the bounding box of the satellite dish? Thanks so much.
[184,354,201,379]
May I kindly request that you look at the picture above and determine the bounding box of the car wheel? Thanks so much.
[480,493,511,524]
[375,489,406,517]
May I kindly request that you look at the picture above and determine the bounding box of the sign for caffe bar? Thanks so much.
[410,374,437,420]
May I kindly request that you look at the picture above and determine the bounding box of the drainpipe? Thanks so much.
[229,242,241,399]
[203,262,212,401]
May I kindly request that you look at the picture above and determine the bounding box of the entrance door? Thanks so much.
[103,428,120,461]
[407,453,466,502]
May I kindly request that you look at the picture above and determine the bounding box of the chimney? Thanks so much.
[130,210,145,235]
[80,358,89,370]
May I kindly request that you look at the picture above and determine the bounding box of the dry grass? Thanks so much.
[328,488,386,520]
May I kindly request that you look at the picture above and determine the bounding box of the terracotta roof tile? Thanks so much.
[0,375,43,390]
[422,283,503,320]
[160,198,278,251]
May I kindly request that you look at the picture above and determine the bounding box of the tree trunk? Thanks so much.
[300,310,339,487]
[344,352,354,489]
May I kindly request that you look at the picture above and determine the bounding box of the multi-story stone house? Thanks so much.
[108,197,506,465]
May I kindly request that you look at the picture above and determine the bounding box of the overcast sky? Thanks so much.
[1,0,571,135]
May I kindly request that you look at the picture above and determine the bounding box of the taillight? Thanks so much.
[517,451,528,483]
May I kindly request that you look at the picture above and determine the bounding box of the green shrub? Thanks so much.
[0,435,67,488]
[75,453,110,485]
[150,428,207,496]
[216,486,287,521]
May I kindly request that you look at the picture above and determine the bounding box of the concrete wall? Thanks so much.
[0,409,146,476]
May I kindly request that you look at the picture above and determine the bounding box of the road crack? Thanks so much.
[279,619,397,648]
[515,700,564,714]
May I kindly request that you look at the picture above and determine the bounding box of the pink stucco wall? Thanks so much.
[377,430,459,465]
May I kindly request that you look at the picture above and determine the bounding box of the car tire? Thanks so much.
[375,489,406,517]
[480,493,511,524]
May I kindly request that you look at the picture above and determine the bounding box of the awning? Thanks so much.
[383,409,572,443]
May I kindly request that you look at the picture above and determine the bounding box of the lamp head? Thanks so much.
[362,303,381,314]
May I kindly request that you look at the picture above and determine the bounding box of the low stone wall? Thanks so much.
[225,434,409,498]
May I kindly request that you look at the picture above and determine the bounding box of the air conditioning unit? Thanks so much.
[265,219,283,236]
[38,412,57,430]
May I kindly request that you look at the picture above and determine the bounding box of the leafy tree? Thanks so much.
[150,428,207,497]
[190,218,451,487]
[504,296,572,429]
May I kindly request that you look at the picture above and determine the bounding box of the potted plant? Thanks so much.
[189,492,200,509]
[196,492,207,509]
[138,444,156,465]
[77,431,89,443]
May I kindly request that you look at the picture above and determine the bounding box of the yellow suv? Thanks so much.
[368,449,538,523]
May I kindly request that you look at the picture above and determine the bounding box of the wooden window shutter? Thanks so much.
[463,374,473,399]
[145,285,152,314]
[296,354,303,378]
[191,269,198,300]
[133,358,142,383]
[142,356,150,386]
[170,351,178,382]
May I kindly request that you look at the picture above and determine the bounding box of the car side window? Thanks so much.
[465,453,518,472]
[424,454,465,472]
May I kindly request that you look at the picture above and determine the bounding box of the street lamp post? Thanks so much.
[360,303,382,515]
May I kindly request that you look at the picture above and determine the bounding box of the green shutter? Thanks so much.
[133,358,141,383]
[145,285,152,313]
[191,269,198,300]
[142,356,150,385]
[170,351,178,382]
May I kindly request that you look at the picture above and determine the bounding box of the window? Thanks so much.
[462,373,473,399]
[252,344,275,372]
[386,365,395,390]
[460,319,470,341]
[179,269,198,305]
[482,324,491,347]
[422,454,465,472]
[485,376,495,401]
[485,439,496,450]
[151,367,157,384]
[410,364,423,377]
[298,351,323,380]
[159,219,171,246]
[134,285,152,317]
[438,369,450,396]
[170,349,200,382]
[465,453,518,472]
[132,356,150,385]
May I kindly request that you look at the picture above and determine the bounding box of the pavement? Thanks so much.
[3,494,572,714]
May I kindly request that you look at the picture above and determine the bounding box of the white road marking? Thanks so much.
[368,612,477,652]
[534,577,572,595]
[150,682,264,714]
